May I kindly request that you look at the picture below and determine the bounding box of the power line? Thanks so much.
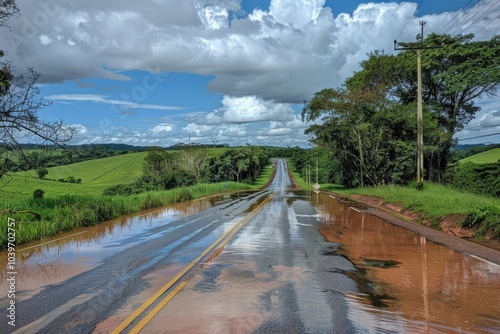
[466,0,500,28]
[463,120,500,131]
[394,0,424,41]
[457,132,500,141]
[438,0,476,34]
[449,0,499,36]
[470,8,500,35]
[441,0,479,35]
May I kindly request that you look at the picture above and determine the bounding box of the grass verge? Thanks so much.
[337,183,500,239]
[284,159,308,189]
[0,182,252,249]
[253,164,275,188]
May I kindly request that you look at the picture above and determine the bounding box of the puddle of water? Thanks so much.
[0,195,232,304]
[141,196,337,333]
[93,263,185,334]
[314,192,500,333]
[140,260,279,333]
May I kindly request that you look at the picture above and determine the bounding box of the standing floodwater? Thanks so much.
[1,177,498,333]
[314,192,500,333]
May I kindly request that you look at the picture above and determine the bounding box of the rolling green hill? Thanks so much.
[0,152,147,201]
[459,148,500,164]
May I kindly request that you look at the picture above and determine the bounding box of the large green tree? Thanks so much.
[208,148,269,183]
[304,33,499,186]
[346,33,500,181]
[302,86,440,187]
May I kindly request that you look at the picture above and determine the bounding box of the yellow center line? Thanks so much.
[111,194,273,334]
[128,280,189,334]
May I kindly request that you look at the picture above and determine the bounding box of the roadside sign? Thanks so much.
[313,183,320,190]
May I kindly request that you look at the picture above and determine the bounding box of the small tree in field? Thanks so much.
[33,189,44,199]
[37,167,48,179]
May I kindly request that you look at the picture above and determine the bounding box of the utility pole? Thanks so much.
[316,158,319,184]
[394,21,438,190]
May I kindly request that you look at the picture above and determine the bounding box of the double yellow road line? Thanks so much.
[111,194,273,334]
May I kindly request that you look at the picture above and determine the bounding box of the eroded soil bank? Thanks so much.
[330,192,500,262]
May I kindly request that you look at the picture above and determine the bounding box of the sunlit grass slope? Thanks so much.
[0,152,147,200]
[459,148,500,164]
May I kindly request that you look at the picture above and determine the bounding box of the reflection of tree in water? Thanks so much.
[315,192,500,332]
[0,194,233,285]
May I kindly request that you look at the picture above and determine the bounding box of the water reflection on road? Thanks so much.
[313,192,500,333]
[0,193,241,303]
[1,188,498,333]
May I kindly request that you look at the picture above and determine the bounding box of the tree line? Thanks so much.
[301,33,499,188]
[104,146,270,195]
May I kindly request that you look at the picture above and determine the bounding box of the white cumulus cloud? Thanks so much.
[202,95,295,124]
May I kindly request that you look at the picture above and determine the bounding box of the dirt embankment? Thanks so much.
[332,193,500,261]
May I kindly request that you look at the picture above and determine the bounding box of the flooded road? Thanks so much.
[315,193,500,333]
[1,160,499,333]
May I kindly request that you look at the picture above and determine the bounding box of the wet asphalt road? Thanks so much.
[1,160,360,333]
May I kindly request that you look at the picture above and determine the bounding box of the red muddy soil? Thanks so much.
[331,193,500,262]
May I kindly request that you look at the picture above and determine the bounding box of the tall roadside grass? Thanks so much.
[338,183,500,239]
[0,181,252,249]
[253,164,275,188]
[284,159,308,189]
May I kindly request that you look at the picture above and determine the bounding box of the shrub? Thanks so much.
[37,167,48,179]
[33,189,45,199]
[447,161,500,197]
[462,205,500,239]
[103,184,134,196]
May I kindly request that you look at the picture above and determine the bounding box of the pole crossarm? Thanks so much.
[393,42,441,51]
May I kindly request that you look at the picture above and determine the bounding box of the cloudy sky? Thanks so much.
[1,0,499,147]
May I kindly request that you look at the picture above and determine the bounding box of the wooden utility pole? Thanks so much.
[416,22,425,190]
[316,158,319,184]
[394,21,437,190]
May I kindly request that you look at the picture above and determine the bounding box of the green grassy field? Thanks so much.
[459,148,500,164]
[0,152,147,200]
[254,164,275,187]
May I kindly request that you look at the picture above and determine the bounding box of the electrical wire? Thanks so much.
[438,0,476,34]
[461,118,500,131]
[450,0,499,36]
[394,0,424,41]
[441,0,480,35]
[457,132,500,141]
[470,9,500,35]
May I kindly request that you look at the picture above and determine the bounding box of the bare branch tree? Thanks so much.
[0,62,75,177]
[177,147,209,183]
[0,1,74,178]
[0,0,19,28]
